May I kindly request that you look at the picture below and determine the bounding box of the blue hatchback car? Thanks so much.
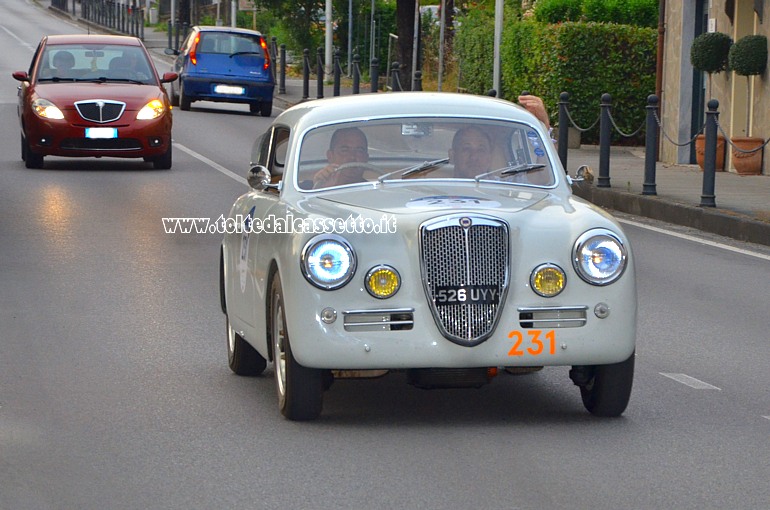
[166,26,274,116]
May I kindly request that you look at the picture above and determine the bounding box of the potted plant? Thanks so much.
[690,31,732,171]
[728,34,767,175]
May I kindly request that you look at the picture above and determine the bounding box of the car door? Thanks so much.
[229,126,290,333]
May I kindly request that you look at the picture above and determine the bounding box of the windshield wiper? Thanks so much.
[473,163,547,181]
[229,51,262,58]
[378,158,450,182]
[77,76,145,84]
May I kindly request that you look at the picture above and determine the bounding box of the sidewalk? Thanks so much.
[44,1,770,247]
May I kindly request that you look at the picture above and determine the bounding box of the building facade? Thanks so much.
[660,0,768,174]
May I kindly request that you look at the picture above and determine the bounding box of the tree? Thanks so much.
[396,0,416,90]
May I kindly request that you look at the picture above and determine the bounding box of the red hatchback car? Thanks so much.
[12,34,178,169]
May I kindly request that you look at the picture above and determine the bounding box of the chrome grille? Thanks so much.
[74,100,125,123]
[420,215,509,346]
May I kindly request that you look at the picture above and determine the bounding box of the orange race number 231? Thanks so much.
[507,330,556,357]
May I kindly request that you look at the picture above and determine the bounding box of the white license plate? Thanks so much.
[214,84,245,95]
[85,127,118,139]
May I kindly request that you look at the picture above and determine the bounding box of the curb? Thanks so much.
[572,184,770,246]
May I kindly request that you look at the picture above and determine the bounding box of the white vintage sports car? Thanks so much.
[220,92,636,421]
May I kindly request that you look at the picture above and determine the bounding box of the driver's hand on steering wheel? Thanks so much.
[312,164,338,188]
[312,163,366,189]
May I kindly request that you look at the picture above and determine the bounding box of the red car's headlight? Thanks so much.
[32,98,64,119]
[136,99,166,120]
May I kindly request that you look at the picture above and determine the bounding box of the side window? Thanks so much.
[181,31,196,53]
[267,128,290,188]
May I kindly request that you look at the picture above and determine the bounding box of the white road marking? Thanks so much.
[619,218,770,262]
[0,24,36,50]
[173,143,248,186]
[660,373,721,390]
[763,416,770,421]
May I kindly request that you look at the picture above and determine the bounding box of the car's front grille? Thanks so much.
[60,138,142,151]
[420,215,509,346]
[74,100,126,123]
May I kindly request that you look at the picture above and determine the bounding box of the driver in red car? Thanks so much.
[312,127,369,188]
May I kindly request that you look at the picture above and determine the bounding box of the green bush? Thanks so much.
[729,34,768,77]
[690,32,732,74]
[533,0,584,23]
[535,0,658,27]
[455,9,495,93]
[486,20,655,143]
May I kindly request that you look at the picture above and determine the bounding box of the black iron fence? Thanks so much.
[50,0,145,40]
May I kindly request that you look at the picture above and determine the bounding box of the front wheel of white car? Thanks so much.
[573,352,635,417]
[227,315,267,376]
[270,273,323,421]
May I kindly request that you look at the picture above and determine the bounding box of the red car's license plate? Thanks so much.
[85,127,117,139]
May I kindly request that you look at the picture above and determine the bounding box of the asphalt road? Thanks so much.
[2,2,770,509]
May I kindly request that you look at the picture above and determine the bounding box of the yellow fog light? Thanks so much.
[365,265,400,299]
[531,264,566,297]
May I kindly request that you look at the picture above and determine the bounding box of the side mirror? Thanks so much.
[572,165,594,184]
[164,48,180,56]
[247,165,272,190]
[12,71,29,82]
[160,72,178,83]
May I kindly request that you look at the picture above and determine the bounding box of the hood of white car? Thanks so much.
[307,183,552,216]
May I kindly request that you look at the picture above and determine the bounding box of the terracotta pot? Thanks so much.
[730,137,764,175]
[695,134,726,171]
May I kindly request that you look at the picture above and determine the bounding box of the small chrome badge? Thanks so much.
[459,217,472,228]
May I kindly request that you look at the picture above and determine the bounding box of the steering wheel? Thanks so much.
[325,162,380,186]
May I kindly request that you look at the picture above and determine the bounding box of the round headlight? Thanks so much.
[365,265,401,299]
[572,229,627,285]
[301,235,356,290]
[530,264,566,297]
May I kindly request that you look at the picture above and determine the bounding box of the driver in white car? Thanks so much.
[312,127,369,188]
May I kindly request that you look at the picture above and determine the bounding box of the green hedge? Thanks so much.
[534,0,658,28]
[457,15,656,143]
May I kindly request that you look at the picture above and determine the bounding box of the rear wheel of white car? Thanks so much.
[577,352,635,417]
[227,315,267,376]
[270,273,323,421]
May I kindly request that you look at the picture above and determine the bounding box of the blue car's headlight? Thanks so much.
[301,235,356,290]
[572,229,627,285]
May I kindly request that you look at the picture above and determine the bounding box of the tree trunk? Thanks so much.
[396,0,415,91]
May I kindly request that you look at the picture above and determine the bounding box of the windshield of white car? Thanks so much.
[297,118,556,190]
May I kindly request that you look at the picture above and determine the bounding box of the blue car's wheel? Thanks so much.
[179,81,191,111]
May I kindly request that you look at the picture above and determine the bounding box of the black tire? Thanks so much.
[578,352,635,417]
[179,81,191,111]
[152,144,172,170]
[259,101,272,117]
[169,79,180,107]
[227,315,267,376]
[23,136,44,169]
[270,273,323,421]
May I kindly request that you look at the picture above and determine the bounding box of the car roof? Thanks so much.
[43,34,144,46]
[276,92,543,132]
[193,26,264,36]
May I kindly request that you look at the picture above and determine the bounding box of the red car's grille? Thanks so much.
[60,138,142,151]
[74,100,126,123]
